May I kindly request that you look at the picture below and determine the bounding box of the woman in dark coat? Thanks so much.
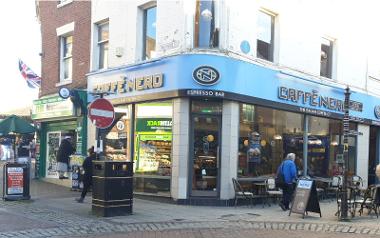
[76,146,96,203]
[57,136,75,179]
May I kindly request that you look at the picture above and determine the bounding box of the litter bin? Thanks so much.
[92,161,133,217]
[2,162,30,200]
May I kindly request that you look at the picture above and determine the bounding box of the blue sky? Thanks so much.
[0,0,40,113]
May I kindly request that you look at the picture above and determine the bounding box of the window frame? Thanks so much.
[256,9,275,62]
[60,34,73,82]
[320,37,334,79]
[142,5,157,60]
[97,21,109,69]
[194,0,219,49]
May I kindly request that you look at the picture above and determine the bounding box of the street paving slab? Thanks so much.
[0,165,380,238]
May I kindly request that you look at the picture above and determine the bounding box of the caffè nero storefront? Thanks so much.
[87,53,380,205]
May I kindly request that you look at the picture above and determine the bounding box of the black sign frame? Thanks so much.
[289,179,321,218]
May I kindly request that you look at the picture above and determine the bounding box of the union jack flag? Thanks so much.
[18,59,41,88]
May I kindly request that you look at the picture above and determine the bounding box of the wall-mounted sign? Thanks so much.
[186,89,225,97]
[374,105,380,119]
[58,87,71,99]
[136,118,172,132]
[32,96,75,120]
[192,66,220,86]
[278,86,363,113]
[93,73,164,95]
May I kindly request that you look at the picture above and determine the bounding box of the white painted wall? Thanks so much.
[357,124,370,189]
[220,100,239,200]
[171,98,190,200]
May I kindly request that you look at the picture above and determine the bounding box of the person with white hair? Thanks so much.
[278,152,297,211]
[57,135,75,179]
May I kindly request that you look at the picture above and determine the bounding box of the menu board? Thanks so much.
[7,167,24,194]
[289,179,321,218]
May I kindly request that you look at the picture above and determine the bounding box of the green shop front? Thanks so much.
[32,95,87,179]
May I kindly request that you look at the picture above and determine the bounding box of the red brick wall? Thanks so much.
[38,0,91,97]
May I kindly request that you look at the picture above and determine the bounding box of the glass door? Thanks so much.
[46,131,61,178]
[191,115,221,197]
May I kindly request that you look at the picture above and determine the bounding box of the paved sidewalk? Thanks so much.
[0,170,380,237]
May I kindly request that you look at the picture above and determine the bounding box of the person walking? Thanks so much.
[57,136,75,179]
[76,146,96,203]
[278,153,297,211]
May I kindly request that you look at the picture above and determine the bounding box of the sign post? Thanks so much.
[88,97,115,157]
[340,87,350,220]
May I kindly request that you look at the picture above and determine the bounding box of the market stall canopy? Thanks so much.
[0,115,35,135]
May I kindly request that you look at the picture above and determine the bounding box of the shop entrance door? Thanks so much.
[190,115,221,197]
[46,131,61,178]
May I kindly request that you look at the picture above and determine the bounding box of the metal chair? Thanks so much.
[232,178,254,207]
[357,185,379,218]
[264,177,283,207]
[326,175,342,199]
[336,186,356,218]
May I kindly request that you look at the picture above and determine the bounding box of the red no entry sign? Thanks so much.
[88,98,115,129]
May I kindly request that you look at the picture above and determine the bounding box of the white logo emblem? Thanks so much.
[192,66,220,86]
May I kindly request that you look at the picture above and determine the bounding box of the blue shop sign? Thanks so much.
[88,53,380,123]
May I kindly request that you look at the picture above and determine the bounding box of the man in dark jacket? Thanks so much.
[76,147,96,203]
[279,153,297,211]
[57,136,75,179]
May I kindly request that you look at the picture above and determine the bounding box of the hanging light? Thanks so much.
[201,9,213,21]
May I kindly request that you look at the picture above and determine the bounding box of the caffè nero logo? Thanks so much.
[374,105,380,119]
[192,66,220,86]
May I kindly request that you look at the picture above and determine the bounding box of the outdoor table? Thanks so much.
[238,176,271,196]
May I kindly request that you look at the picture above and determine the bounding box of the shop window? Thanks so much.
[143,6,157,60]
[97,21,109,69]
[308,116,357,177]
[257,10,274,62]
[238,104,303,177]
[194,0,219,48]
[104,105,131,162]
[320,37,333,78]
[134,101,173,195]
[60,35,73,81]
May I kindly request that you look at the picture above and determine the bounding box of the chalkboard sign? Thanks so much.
[289,179,321,218]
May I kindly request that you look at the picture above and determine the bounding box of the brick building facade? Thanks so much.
[37,0,91,96]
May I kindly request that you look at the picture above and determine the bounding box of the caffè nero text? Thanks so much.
[278,86,344,112]
[94,74,164,94]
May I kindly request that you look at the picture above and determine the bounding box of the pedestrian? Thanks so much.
[76,146,96,203]
[57,136,75,179]
[278,153,297,211]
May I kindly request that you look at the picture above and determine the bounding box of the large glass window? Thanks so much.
[104,105,131,161]
[61,35,73,81]
[143,6,157,60]
[308,116,356,177]
[97,22,109,69]
[257,10,274,62]
[134,101,173,196]
[238,104,303,177]
[194,0,218,48]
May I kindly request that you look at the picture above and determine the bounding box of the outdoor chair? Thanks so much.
[357,185,379,218]
[263,177,282,207]
[326,175,342,199]
[232,178,254,207]
[336,186,356,218]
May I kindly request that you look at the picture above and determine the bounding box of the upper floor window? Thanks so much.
[320,38,333,78]
[257,10,274,62]
[143,6,157,60]
[60,35,73,81]
[97,22,109,69]
[194,0,219,48]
